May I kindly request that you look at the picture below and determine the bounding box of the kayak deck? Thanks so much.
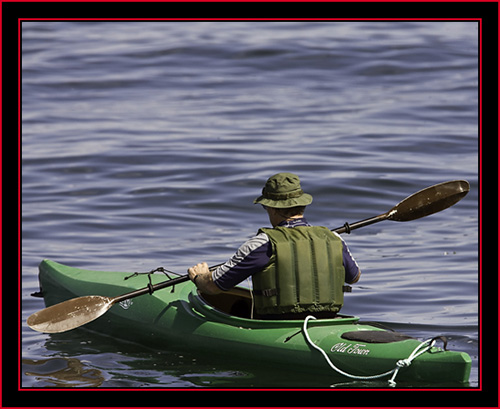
[35,259,472,386]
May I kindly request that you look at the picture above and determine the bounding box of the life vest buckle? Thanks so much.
[254,288,278,297]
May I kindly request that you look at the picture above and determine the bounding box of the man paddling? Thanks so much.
[28,179,468,333]
[188,172,361,319]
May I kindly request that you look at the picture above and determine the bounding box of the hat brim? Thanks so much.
[253,193,313,208]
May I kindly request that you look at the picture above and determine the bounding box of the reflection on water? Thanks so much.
[23,357,104,388]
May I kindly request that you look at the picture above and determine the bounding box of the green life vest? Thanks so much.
[253,226,345,316]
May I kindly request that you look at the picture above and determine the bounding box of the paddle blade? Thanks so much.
[27,295,114,333]
[389,180,470,222]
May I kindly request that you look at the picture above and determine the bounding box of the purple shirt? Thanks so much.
[212,217,360,291]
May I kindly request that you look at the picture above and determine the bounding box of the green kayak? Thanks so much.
[34,259,471,386]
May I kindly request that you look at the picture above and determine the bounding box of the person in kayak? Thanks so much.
[188,172,361,319]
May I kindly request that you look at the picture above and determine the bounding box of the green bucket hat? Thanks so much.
[253,173,313,209]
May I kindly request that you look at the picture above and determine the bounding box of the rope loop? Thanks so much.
[396,359,411,368]
[124,266,179,293]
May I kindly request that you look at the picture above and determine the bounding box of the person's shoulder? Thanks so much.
[330,230,346,242]
[239,231,270,251]
[252,231,270,244]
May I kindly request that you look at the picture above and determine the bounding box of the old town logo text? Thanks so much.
[331,342,370,355]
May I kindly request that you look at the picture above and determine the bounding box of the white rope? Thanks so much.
[247,278,255,319]
[387,337,436,387]
[303,315,436,387]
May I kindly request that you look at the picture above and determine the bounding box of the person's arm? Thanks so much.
[189,233,271,294]
[188,262,222,295]
[349,269,361,284]
[336,233,361,284]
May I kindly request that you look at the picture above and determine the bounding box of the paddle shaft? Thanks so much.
[125,214,392,300]
[332,213,389,234]
[116,212,390,301]
[113,274,190,304]
[116,179,473,303]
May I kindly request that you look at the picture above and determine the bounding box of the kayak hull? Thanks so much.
[35,259,471,386]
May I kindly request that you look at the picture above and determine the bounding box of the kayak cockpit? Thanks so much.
[195,287,360,326]
[198,287,254,318]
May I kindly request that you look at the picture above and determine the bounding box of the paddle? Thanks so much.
[27,180,469,334]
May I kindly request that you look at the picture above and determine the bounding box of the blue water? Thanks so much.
[21,21,479,388]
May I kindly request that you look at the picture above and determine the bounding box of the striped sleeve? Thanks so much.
[212,232,272,291]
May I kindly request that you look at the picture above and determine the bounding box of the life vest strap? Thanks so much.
[253,288,278,297]
[255,285,351,297]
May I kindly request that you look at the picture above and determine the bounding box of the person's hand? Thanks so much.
[188,262,209,282]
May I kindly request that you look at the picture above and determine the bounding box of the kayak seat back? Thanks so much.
[200,287,253,318]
